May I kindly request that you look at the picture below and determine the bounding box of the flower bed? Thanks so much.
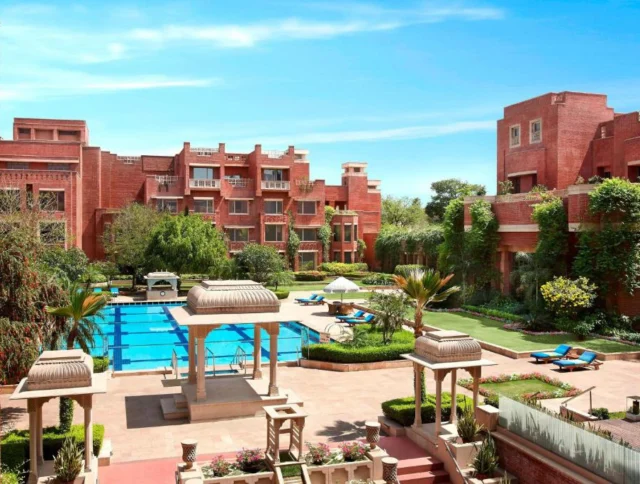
[458,373,580,400]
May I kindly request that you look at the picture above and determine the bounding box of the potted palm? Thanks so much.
[465,433,515,483]
[53,438,84,484]
[449,406,484,467]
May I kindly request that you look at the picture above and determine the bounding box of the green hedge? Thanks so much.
[461,305,525,322]
[0,472,20,484]
[304,341,413,363]
[294,271,327,281]
[362,273,394,286]
[1,424,105,472]
[319,262,368,275]
[93,356,109,373]
[274,290,290,300]
[382,394,471,427]
[393,265,425,276]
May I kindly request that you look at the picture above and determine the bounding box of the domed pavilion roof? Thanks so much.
[187,280,280,315]
[414,330,482,364]
[26,350,93,391]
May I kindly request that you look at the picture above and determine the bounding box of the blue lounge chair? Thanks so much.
[299,295,325,306]
[110,287,120,296]
[530,344,572,363]
[553,351,602,372]
[336,310,365,321]
[344,313,375,327]
[295,294,318,303]
[93,287,102,294]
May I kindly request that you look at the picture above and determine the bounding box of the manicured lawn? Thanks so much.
[268,280,366,292]
[479,380,560,399]
[323,292,373,300]
[424,311,638,354]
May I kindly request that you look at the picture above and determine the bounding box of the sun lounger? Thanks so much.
[110,287,119,296]
[295,294,318,303]
[93,287,102,294]
[299,295,325,305]
[336,310,365,321]
[530,344,572,363]
[344,313,375,327]
[552,351,602,371]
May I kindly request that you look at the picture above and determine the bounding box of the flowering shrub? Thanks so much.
[458,373,580,401]
[305,442,331,465]
[540,276,596,319]
[209,456,232,477]
[339,442,367,462]
[235,448,265,473]
[0,319,40,385]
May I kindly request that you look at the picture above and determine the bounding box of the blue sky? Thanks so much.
[2,1,640,200]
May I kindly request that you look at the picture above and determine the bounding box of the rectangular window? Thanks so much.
[17,128,30,139]
[297,201,316,215]
[40,221,65,245]
[298,252,316,270]
[354,224,358,240]
[333,224,341,242]
[229,200,249,214]
[344,224,352,243]
[0,189,21,213]
[264,200,283,214]
[48,163,70,171]
[7,162,29,170]
[39,190,65,212]
[228,228,249,242]
[263,169,284,181]
[156,199,177,213]
[509,125,520,148]
[511,177,521,194]
[333,251,341,262]
[193,167,215,179]
[194,199,214,213]
[343,252,352,263]
[295,228,317,241]
[265,224,283,242]
[530,119,542,143]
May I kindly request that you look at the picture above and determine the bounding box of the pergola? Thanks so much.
[402,330,496,441]
[9,350,107,484]
[169,280,303,421]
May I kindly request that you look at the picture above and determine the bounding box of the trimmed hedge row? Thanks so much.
[294,271,327,281]
[319,262,368,275]
[93,356,109,373]
[382,394,471,427]
[274,290,290,300]
[1,424,105,472]
[461,305,525,322]
[303,341,414,363]
[362,273,394,286]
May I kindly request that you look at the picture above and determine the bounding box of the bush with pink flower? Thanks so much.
[305,442,332,465]
[458,373,580,401]
[236,448,265,473]
[339,442,367,462]
[209,455,232,477]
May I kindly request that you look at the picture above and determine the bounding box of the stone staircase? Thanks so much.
[397,456,450,484]
[160,393,189,420]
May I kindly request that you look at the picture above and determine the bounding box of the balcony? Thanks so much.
[191,147,219,156]
[261,180,290,190]
[190,178,221,189]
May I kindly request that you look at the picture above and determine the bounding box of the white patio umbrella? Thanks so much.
[323,276,360,302]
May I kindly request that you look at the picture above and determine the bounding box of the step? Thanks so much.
[398,470,449,484]
[397,457,443,475]
[173,393,188,409]
[161,397,189,420]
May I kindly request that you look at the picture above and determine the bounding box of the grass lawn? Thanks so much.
[479,380,561,399]
[323,292,373,300]
[267,280,366,292]
[424,311,638,354]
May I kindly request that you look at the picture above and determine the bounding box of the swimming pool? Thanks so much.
[91,303,320,372]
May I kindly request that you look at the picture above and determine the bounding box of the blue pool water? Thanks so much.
[91,303,320,371]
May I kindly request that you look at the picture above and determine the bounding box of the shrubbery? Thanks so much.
[92,356,109,373]
[362,273,395,286]
[461,305,526,322]
[319,262,368,275]
[393,265,425,276]
[381,393,471,427]
[273,290,290,300]
[0,319,40,385]
[294,271,327,281]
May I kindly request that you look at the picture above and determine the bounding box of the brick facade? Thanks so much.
[468,91,640,314]
[0,118,382,270]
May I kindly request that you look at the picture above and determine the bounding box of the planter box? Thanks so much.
[306,459,373,484]
[462,467,517,484]
[299,359,412,372]
[448,439,482,469]
[203,470,274,484]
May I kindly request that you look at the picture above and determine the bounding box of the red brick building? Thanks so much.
[465,91,640,313]
[0,118,382,269]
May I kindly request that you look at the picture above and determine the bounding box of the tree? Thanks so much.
[39,247,88,283]
[393,269,460,338]
[382,196,428,227]
[369,292,407,344]
[235,244,285,283]
[145,214,228,280]
[286,210,300,269]
[103,203,161,289]
[425,179,485,222]
[268,271,294,290]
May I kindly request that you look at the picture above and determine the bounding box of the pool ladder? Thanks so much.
[232,346,248,374]
[206,347,216,377]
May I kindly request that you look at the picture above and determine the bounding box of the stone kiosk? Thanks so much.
[145,271,180,300]
[9,350,108,484]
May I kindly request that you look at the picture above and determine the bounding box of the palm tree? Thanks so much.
[393,268,461,338]
[46,284,107,352]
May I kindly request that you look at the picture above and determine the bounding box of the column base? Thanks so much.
[268,385,279,397]
[253,369,263,379]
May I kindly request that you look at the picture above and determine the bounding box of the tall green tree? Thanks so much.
[235,243,285,283]
[103,203,162,288]
[382,196,428,227]
[145,214,228,280]
[425,179,485,222]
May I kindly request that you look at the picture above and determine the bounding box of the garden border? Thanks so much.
[458,372,581,400]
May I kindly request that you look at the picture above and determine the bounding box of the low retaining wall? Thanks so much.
[299,359,412,372]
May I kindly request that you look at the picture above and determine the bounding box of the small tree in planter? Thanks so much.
[471,433,499,481]
[53,437,83,484]
[457,406,484,443]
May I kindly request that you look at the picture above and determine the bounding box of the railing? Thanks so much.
[190,178,221,189]
[192,147,219,156]
[117,155,140,164]
[225,177,251,188]
[261,180,290,190]
[300,327,310,361]
[232,346,247,374]
[171,349,179,379]
[264,150,285,159]
[206,347,216,377]
[443,440,469,484]
[155,175,179,184]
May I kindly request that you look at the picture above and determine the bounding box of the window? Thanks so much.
[344,224,352,243]
[229,200,249,214]
[264,200,283,214]
[298,252,316,270]
[354,167,361,173]
[48,163,70,171]
[194,199,214,213]
[509,125,520,148]
[228,228,249,242]
[344,252,352,263]
[39,190,65,211]
[263,169,284,181]
[193,167,215,179]
[265,224,283,242]
[156,199,177,213]
[297,201,316,215]
[530,119,542,143]
[0,189,20,212]
[600,126,607,139]
[40,221,65,245]
[58,130,81,141]
[333,251,341,262]
[295,228,317,241]
[333,224,341,242]
[7,162,29,170]
[354,225,358,240]
[510,177,521,194]
[17,128,30,139]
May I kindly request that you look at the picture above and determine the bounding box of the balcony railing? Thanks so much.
[191,147,219,156]
[190,178,221,189]
[263,150,285,159]
[225,177,251,188]
[261,180,290,190]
